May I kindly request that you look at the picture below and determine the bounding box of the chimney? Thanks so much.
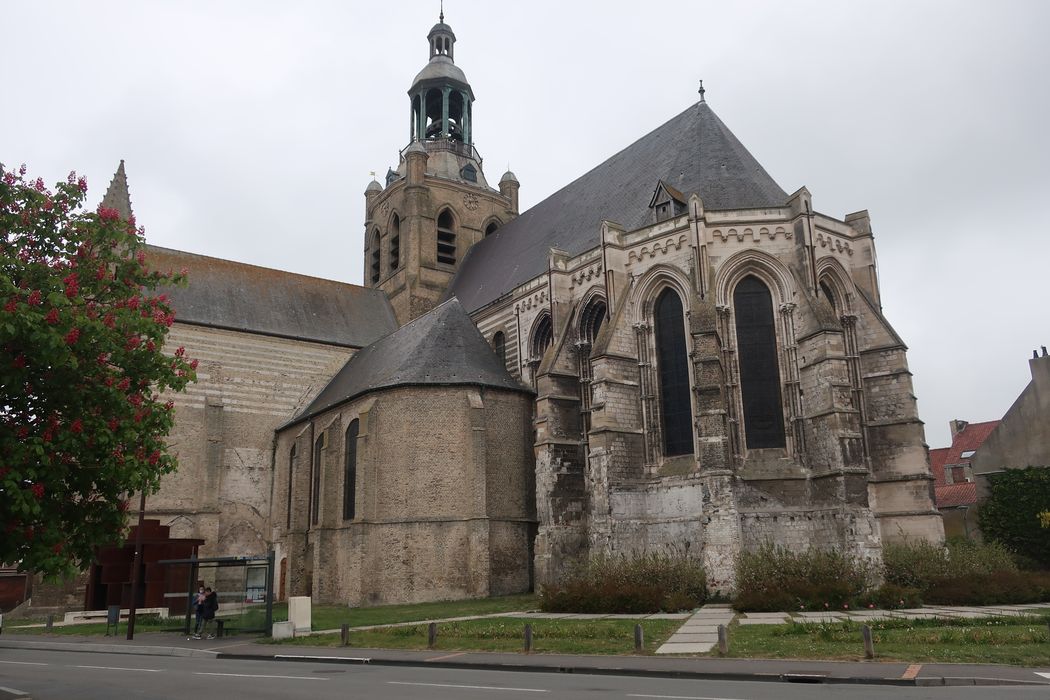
[1030,346,1050,395]
[949,419,969,438]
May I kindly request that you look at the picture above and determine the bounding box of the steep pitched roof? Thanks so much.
[287,297,531,426]
[446,100,789,312]
[936,483,978,509]
[145,245,397,348]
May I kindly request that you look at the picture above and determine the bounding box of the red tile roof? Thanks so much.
[935,482,978,509]
[929,420,1000,509]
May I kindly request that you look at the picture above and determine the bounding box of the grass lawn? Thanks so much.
[719,614,1050,666]
[4,614,173,636]
[267,616,681,655]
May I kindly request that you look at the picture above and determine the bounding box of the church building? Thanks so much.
[83,13,943,608]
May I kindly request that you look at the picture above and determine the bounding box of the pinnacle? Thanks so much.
[100,160,134,221]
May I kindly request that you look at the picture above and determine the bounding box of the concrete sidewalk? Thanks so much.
[1,631,1048,688]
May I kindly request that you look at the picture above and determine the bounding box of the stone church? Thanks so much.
[99,15,943,606]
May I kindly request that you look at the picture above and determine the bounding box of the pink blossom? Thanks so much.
[64,328,80,345]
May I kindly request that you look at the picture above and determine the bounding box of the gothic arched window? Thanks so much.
[369,229,381,284]
[437,209,456,265]
[343,420,359,521]
[310,433,323,526]
[492,331,507,368]
[654,288,693,456]
[733,276,786,449]
[389,215,400,272]
[286,444,295,529]
[532,313,553,359]
[580,297,607,344]
[485,220,500,237]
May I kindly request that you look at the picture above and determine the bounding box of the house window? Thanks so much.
[389,215,400,271]
[532,313,553,358]
[369,229,381,284]
[437,209,456,265]
[734,276,786,449]
[286,444,296,529]
[311,433,323,526]
[654,288,693,456]
[343,420,359,521]
[493,331,506,367]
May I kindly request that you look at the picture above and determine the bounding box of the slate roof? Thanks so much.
[145,245,398,348]
[287,297,531,426]
[930,420,1000,509]
[446,100,789,312]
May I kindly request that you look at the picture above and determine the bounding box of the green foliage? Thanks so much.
[978,467,1050,567]
[541,549,707,613]
[734,544,873,612]
[1,164,196,576]
[883,538,1017,591]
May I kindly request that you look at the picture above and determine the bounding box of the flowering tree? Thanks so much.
[1,164,196,577]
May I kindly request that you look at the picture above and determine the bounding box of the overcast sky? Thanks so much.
[4,1,1048,448]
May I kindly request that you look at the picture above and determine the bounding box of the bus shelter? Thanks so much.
[158,552,275,636]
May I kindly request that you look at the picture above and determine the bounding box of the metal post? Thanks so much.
[264,550,276,636]
[861,624,875,659]
[184,558,197,636]
[717,624,728,656]
[126,489,147,640]
[427,622,437,649]
[634,623,644,653]
[341,623,350,647]
[524,624,533,654]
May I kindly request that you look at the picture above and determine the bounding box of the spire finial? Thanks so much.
[698,79,706,102]
[439,0,444,22]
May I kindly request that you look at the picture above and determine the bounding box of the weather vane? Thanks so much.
[440,0,444,22]
[698,79,706,102]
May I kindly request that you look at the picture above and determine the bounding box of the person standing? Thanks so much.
[200,587,219,640]
[191,585,207,639]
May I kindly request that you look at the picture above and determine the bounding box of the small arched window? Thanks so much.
[343,420,359,521]
[286,443,296,529]
[531,313,553,359]
[734,276,786,449]
[310,433,324,526]
[369,229,381,284]
[485,221,500,237]
[437,209,456,265]
[492,331,507,368]
[389,215,400,272]
[819,279,837,312]
[654,289,693,456]
[580,297,607,344]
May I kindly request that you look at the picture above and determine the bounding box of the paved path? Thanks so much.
[655,603,735,654]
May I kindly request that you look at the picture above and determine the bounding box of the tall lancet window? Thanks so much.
[733,276,786,449]
[343,420,359,521]
[654,289,693,456]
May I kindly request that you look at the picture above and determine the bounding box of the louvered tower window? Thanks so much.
[343,420,359,521]
[369,230,381,284]
[389,215,400,272]
[654,289,693,456]
[734,276,786,449]
[437,209,456,265]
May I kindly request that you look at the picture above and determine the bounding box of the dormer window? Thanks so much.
[460,164,477,182]
[649,181,687,223]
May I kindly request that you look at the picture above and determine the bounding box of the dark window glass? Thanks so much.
[389,215,400,271]
[580,297,607,344]
[654,289,693,456]
[485,221,500,237]
[370,230,381,284]
[343,420,359,521]
[286,444,296,529]
[437,210,456,265]
[311,434,323,526]
[734,276,786,449]
[532,313,553,358]
[493,331,506,367]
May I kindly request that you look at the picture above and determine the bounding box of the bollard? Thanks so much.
[46,614,54,630]
[427,622,437,649]
[634,623,644,653]
[717,624,728,656]
[861,624,875,659]
[0,613,4,636]
[215,619,225,638]
[524,624,533,654]
[340,623,350,647]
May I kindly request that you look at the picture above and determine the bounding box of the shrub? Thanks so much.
[883,538,1018,594]
[863,583,923,610]
[540,549,707,613]
[978,467,1050,568]
[734,544,873,612]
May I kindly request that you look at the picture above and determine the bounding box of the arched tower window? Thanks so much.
[485,221,500,237]
[436,209,456,265]
[310,433,324,526]
[343,420,359,521]
[389,215,400,272]
[492,331,506,368]
[369,229,381,284]
[580,297,607,344]
[532,313,553,359]
[654,289,693,456]
[819,279,837,312]
[286,443,296,530]
[733,276,786,449]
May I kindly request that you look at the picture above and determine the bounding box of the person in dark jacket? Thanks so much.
[198,587,219,640]
[190,585,207,639]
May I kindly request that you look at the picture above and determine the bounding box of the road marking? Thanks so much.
[0,688,30,697]
[76,665,161,672]
[627,695,748,700]
[0,660,47,666]
[425,651,468,661]
[1035,672,1050,679]
[902,663,923,679]
[389,681,548,693]
[194,672,327,681]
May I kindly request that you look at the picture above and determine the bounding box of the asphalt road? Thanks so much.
[1,648,1049,700]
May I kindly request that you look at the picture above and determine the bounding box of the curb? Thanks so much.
[0,640,217,659]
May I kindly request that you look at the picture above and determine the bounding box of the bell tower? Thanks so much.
[364,13,520,326]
